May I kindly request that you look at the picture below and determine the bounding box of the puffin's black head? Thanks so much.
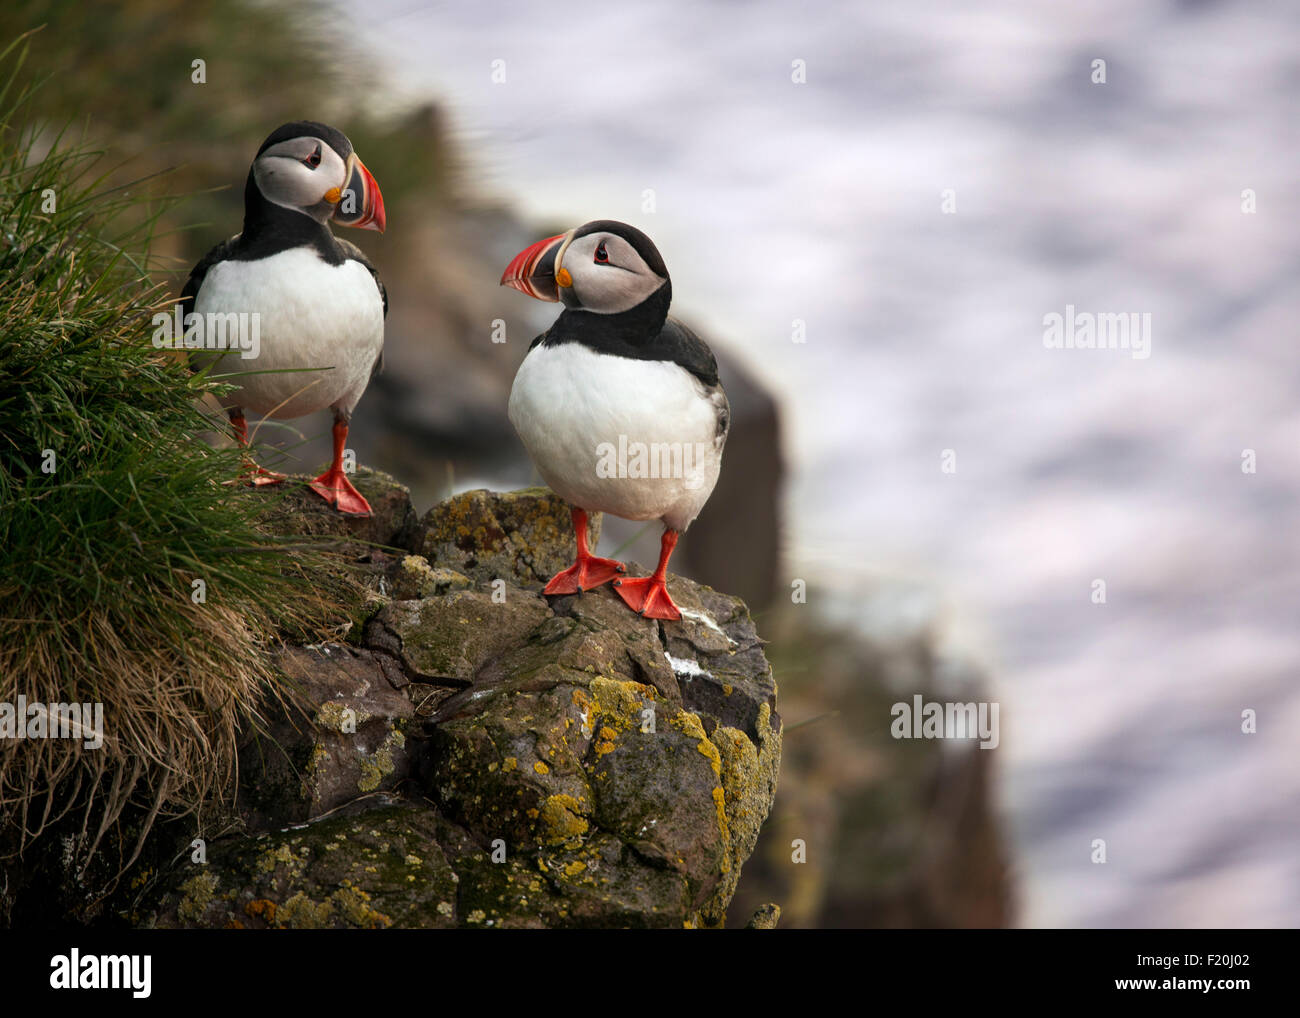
[501,220,668,313]
[248,120,385,232]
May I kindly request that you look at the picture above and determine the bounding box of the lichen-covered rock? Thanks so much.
[256,466,422,552]
[149,803,466,929]
[389,555,472,600]
[366,588,551,685]
[142,486,781,929]
[235,467,424,647]
[397,563,779,926]
[237,644,414,829]
[416,487,600,586]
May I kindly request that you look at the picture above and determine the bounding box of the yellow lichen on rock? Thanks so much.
[357,728,406,792]
[669,708,723,779]
[276,891,333,929]
[315,698,371,732]
[256,843,305,878]
[594,724,618,756]
[538,793,590,846]
[401,554,436,589]
[588,676,655,733]
[176,871,219,921]
[711,786,732,873]
[697,702,782,926]
[245,898,277,923]
[331,883,393,928]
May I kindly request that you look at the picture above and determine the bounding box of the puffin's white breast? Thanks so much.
[508,342,725,531]
[195,248,384,419]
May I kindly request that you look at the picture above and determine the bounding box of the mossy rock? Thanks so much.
[141,488,780,928]
[253,465,422,552]
[237,644,415,829]
[417,487,600,587]
[148,804,465,929]
[403,565,780,927]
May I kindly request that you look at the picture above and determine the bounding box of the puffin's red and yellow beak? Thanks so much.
[500,231,571,302]
[331,154,386,233]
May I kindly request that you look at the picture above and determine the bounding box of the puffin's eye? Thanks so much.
[304,145,322,169]
[594,242,609,264]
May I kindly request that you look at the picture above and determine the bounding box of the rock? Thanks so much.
[745,903,781,929]
[415,486,599,587]
[365,588,552,685]
[141,485,781,929]
[388,555,472,600]
[253,466,422,553]
[236,644,414,830]
[405,570,781,927]
[149,803,467,929]
[655,575,776,745]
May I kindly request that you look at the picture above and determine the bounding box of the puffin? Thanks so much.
[502,220,729,620]
[179,121,387,516]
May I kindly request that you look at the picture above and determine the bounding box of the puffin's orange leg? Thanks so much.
[613,528,682,621]
[227,411,285,486]
[543,507,625,594]
[307,418,372,516]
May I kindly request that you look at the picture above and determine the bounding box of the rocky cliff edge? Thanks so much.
[145,473,781,929]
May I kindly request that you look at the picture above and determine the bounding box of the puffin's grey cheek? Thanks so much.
[253,162,291,204]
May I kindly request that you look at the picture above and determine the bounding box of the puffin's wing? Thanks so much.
[659,317,721,387]
[660,317,729,443]
[336,237,388,378]
[179,235,241,372]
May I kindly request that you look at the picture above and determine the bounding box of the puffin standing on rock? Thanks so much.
[180,121,387,516]
[502,220,729,620]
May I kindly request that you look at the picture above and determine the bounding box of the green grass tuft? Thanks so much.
[0,34,341,896]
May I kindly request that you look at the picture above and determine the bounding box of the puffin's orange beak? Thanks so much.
[332,154,385,233]
[500,232,569,302]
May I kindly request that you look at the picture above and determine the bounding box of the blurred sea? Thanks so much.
[341,0,1300,926]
